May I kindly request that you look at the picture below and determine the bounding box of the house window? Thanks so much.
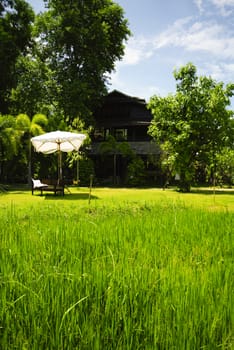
[105,129,110,139]
[94,128,105,141]
[115,128,127,141]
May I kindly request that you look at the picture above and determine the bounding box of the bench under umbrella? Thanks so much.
[31,130,86,181]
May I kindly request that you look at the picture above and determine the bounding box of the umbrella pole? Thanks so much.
[59,151,62,182]
[76,155,79,185]
[58,142,62,183]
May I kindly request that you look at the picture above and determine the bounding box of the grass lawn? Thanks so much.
[1,185,234,211]
[0,186,233,349]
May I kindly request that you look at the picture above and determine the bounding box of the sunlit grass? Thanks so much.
[0,187,233,349]
[1,186,234,211]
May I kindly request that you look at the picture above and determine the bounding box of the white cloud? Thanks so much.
[111,19,234,102]
[203,62,234,81]
[211,0,234,6]
[119,37,153,66]
[111,12,234,101]
[153,18,234,59]
[135,85,165,101]
[194,0,204,13]
[203,63,225,80]
[210,0,234,16]
[118,15,234,69]
[108,69,124,91]
[109,78,163,101]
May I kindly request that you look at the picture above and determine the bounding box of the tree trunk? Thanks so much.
[28,140,32,186]
[178,171,191,192]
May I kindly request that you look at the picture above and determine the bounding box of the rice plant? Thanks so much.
[0,188,233,349]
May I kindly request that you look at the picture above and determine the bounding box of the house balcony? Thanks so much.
[89,141,160,156]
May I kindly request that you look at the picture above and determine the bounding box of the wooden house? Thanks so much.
[89,90,161,185]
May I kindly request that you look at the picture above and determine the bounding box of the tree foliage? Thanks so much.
[0,0,34,113]
[0,114,17,160]
[99,135,133,184]
[148,63,234,192]
[0,114,20,181]
[15,113,48,184]
[33,0,130,124]
[215,148,234,186]
[0,0,130,182]
[10,55,54,117]
[126,156,146,187]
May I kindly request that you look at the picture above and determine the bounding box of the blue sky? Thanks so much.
[28,0,234,105]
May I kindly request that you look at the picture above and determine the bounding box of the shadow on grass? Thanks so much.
[43,193,99,201]
[190,188,234,195]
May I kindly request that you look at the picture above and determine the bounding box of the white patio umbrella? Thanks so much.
[31,130,86,181]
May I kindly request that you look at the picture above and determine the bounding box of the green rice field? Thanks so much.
[0,187,233,349]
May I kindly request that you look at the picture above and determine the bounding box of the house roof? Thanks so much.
[105,90,146,105]
[94,90,152,127]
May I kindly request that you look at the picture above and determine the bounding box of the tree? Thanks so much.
[34,0,130,124]
[148,63,234,192]
[126,156,146,187]
[99,135,133,185]
[0,0,34,113]
[16,113,48,184]
[10,55,55,117]
[0,114,19,181]
[215,148,234,187]
[67,117,91,184]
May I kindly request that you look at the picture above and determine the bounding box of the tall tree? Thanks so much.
[0,0,34,113]
[0,114,18,181]
[34,0,130,124]
[16,113,48,184]
[148,63,234,192]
